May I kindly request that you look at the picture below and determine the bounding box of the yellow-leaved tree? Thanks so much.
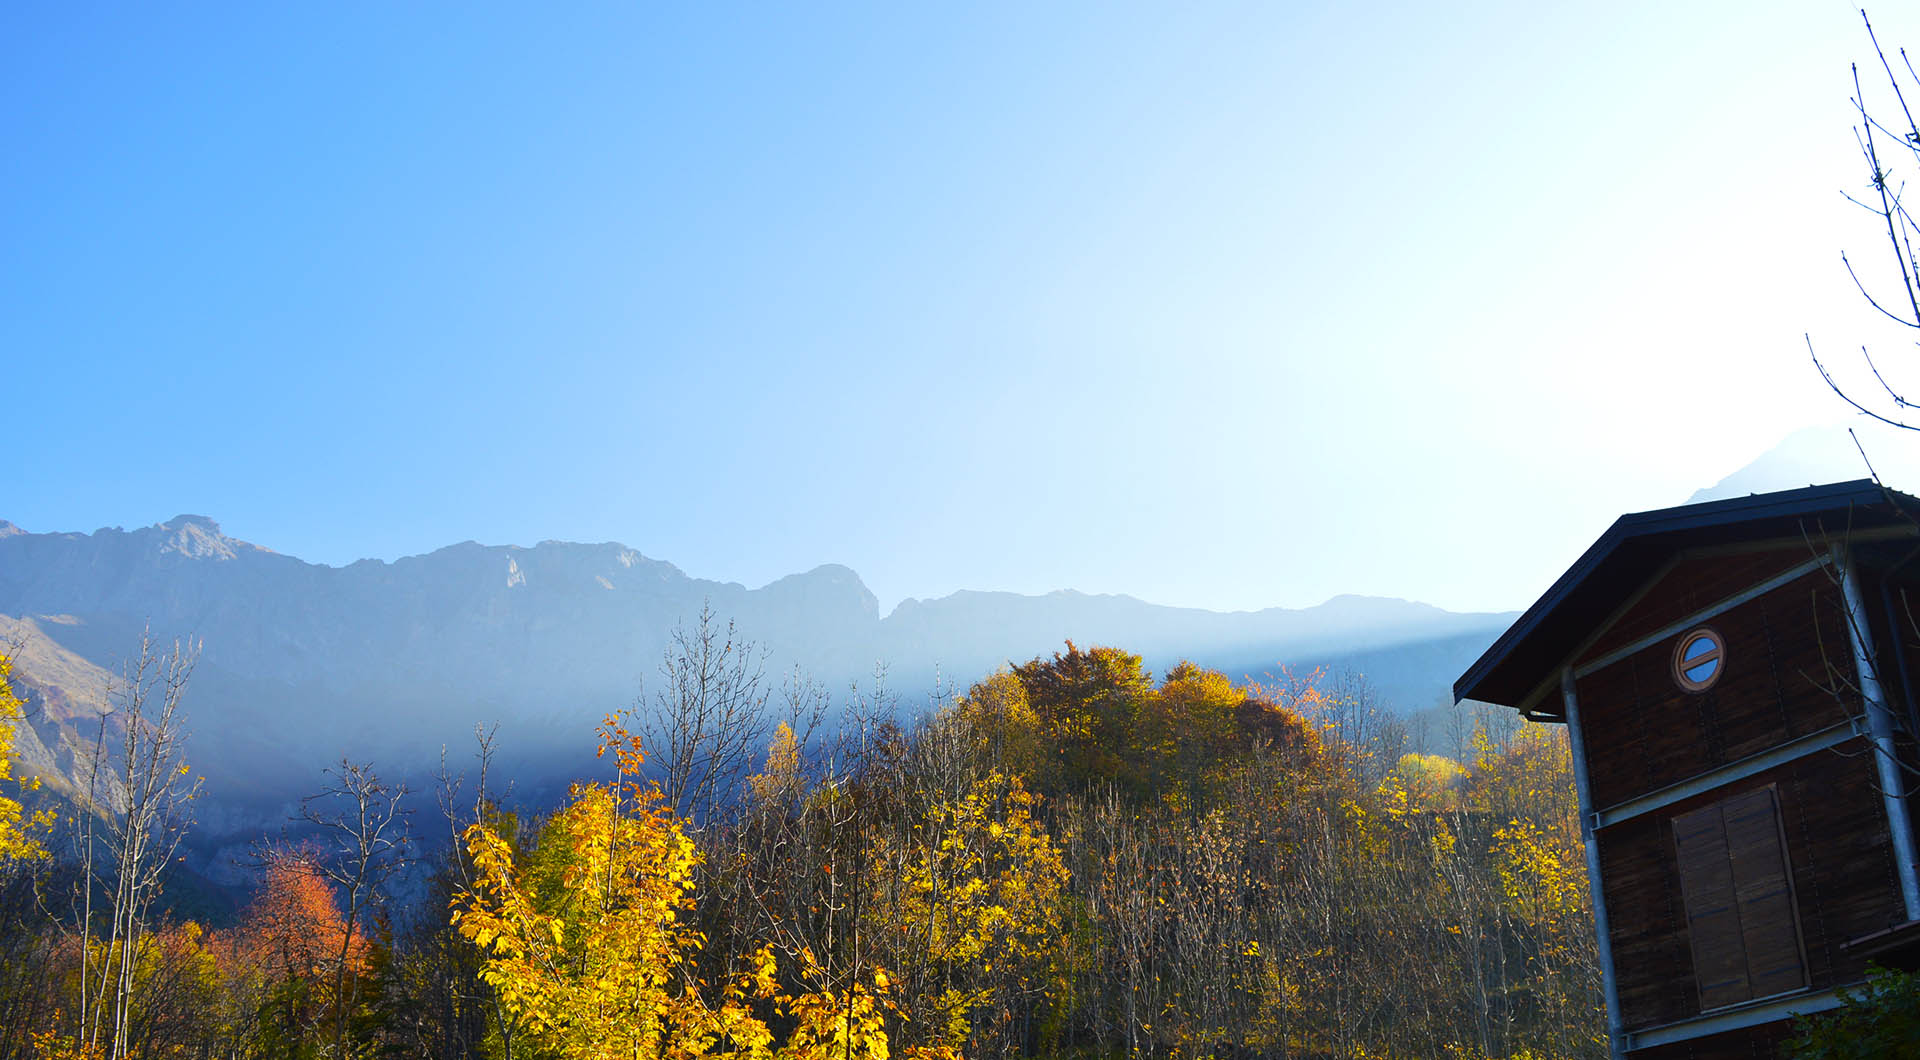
[454,712,894,1060]
[867,770,1068,1059]
[0,650,48,863]
[951,671,1043,779]
[747,721,802,809]
[1138,662,1245,811]
[454,713,768,1059]
[1468,720,1602,1060]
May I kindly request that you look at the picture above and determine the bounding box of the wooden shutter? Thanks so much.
[1723,788,1807,998]
[1673,787,1806,1010]
[1674,802,1750,1008]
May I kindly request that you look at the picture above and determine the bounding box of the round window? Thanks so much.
[1672,627,1725,692]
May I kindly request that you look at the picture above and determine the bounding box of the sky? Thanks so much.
[8,1,1920,617]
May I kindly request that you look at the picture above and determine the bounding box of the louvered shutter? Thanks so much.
[1674,801,1750,1008]
[1673,786,1806,1011]
[1723,788,1806,998]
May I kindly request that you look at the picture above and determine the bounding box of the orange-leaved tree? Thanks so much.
[211,848,368,1052]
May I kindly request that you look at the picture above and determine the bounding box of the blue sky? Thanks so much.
[7,2,1917,615]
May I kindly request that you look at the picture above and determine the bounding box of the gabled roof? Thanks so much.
[1454,479,1920,714]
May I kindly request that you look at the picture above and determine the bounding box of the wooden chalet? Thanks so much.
[1455,480,1920,1059]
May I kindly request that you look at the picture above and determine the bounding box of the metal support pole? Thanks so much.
[1564,667,1626,1060]
[1838,544,1920,920]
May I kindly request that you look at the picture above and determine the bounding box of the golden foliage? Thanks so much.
[951,671,1043,775]
[0,651,50,863]
[870,770,1068,1054]
[1492,819,1585,926]
[1378,752,1468,820]
[749,722,803,808]
[41,921,225,1060]
[454,779,714,1057]
[454,713,895,1060]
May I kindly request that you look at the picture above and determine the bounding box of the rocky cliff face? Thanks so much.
[0,517,1511,835]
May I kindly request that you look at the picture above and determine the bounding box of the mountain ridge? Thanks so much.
[0,516,1514,837]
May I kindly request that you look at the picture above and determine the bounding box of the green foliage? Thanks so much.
[1789,964,1920,1060]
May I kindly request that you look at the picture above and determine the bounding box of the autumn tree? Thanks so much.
[0,649,49,864]
[1465,720,1600,1059]
[212,848,370,1055]
[455,713,716,1058]
[1138,661,1257,811]
[1011,642,1155,793]
[990,647,1329,810]
[298,758,410,1055]
[70,630,202,1060]
[862,769,1068,1059]
[0,648,56,1058]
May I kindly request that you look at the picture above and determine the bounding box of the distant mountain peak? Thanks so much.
[153,514,267,561]
[0,520,23,539]
[1687,424,1918,505]
[1313,593,1435,613]
[760,563,879,621]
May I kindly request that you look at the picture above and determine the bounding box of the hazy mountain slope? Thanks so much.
[0,516,1512,835]
[876,589,1506,706]
[1686,424,1919,504]
[0,613,111,793]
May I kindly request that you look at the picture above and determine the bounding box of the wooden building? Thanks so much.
[1455,480,1920,1059]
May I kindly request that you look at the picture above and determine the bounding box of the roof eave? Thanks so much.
[1454,479,1912,709]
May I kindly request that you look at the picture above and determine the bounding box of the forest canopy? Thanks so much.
[0,634,1601,1060]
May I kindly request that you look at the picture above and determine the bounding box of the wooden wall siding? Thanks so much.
[1629,1019,1795,1060]
[1601,805,1695,1032]
[1574,574,1852,811]
[1582,549,1815,665]
[1600,747,1897,1032]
